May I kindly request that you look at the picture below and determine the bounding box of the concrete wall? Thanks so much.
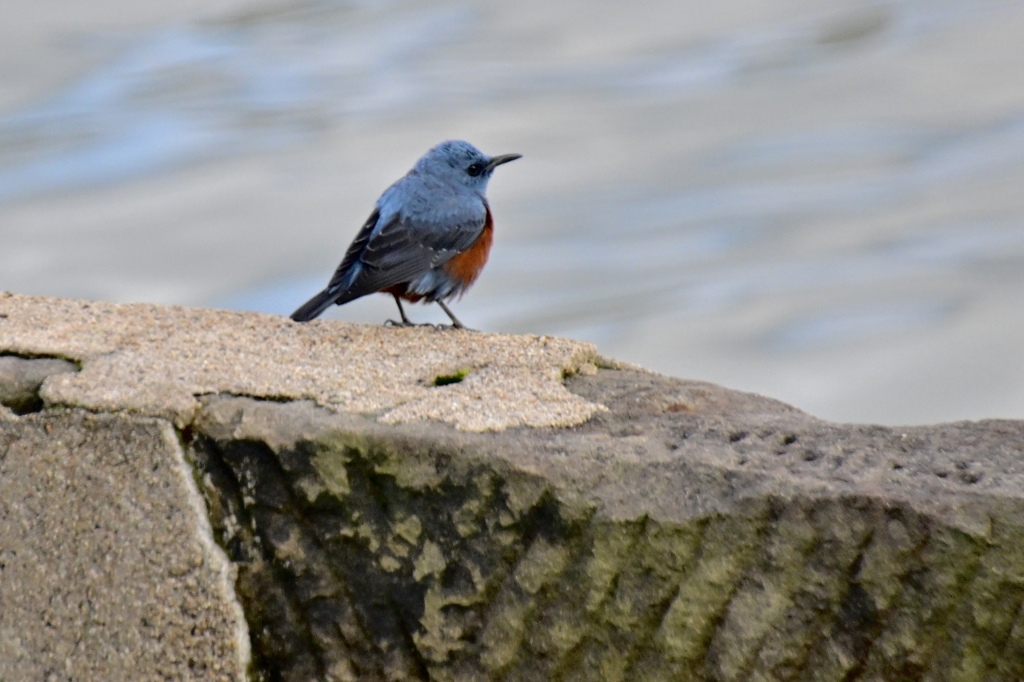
[3,292,1024,681]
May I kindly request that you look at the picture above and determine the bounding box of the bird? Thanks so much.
[290,140,521,329]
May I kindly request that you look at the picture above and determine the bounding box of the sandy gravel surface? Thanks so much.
[0,292,606,430]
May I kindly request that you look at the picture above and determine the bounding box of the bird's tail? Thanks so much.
[290,289,340,322]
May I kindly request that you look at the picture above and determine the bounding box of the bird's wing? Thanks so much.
[340,206,486,300]
[330,177,487,302]
[324,208,381,294]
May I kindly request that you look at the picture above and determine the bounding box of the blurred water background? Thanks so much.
[2,0,1023,425]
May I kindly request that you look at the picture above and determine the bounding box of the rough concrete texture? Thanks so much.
[0,408,249,680]
[0,354,77,414]
[0,292,604,431]
[189,392,1024,682]
[3,292,1024,681]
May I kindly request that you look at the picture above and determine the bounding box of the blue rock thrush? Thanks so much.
[290,140,521,328]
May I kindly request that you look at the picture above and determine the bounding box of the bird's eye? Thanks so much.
[466,162,484,177]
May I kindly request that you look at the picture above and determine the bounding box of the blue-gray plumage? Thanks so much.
[290,140,520,328]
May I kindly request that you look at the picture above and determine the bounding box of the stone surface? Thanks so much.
[0,292,605,431]
[187,383,1024,682]
[0,408,249,681]
[3,292,1024,681]
[0,354,78,414]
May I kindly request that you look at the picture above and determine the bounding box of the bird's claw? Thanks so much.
[384,319,468,331]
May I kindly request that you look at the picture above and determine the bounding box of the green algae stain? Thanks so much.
[513,538,573,595]
[584,523,640,613]
[654,510,770,668]
[393,514,423,545]
[310,447,351,498]
[413,540,447,582]
[433,368,471,386]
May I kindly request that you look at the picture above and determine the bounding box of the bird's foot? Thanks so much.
[384,319,463,330]
[435,301,469,330]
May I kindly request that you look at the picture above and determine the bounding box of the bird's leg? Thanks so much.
[436,300,468,330]
[385,294,415,327]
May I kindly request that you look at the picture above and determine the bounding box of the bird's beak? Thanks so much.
[485,153,522,171]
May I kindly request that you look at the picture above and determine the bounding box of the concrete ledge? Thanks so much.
[3,292,1024,681]
[0,292,605,431]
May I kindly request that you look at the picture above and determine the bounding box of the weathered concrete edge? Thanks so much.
[186,390,1024,535]
[181,392,1024,680]
[165,413,254,675]
[4,345,1020,533]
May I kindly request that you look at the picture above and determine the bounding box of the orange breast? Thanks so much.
[443,205,494,288]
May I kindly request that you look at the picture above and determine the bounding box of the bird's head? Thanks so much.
[415,140,521,193]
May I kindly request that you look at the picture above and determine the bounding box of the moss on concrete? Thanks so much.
[183,393,1024,681]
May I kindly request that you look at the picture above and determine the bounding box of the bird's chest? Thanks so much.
[441,205,494,287]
